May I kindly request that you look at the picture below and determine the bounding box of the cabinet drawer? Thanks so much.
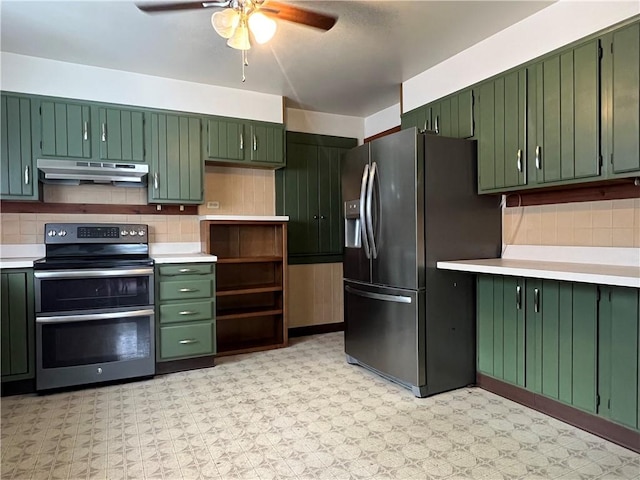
[159,279,214,300]
[159,322,215,359]
[159,264,214,276]
[159,300,215,324]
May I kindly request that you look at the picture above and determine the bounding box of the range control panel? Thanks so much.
[44,223,148,244]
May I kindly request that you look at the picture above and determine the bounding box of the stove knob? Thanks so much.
[121,230,128,236]
[48,230,57,237]
[58,230,67,237]
[129,230,137,236]
[138,229,145,236]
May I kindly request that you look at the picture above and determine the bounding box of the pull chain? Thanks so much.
[241,50,248,82]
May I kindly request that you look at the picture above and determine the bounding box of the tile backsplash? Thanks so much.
[503,198,640,247]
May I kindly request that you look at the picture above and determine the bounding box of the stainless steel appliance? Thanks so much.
[34,223,155,391]
[342,128,501,397]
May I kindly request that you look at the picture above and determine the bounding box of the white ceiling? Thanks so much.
[0,1,554,118]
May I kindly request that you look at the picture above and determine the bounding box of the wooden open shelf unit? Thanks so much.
[201,220,288,356]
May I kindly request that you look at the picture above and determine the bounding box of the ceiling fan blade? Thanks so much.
[136,1,230,14]
[262,1,337,31]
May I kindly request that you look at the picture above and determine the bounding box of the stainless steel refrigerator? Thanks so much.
[342,128,501,397]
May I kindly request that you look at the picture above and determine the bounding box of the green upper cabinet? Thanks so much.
[402,90,474,139]
[39,99,92,160]
[1,94,38,200]
[97,107,145,162]
[603,22,640,177]
[203,116,284,168]
[598,286,639,430]
[276,132,357,263]
[528,39,601,186]
[147,113,203,204]
[477,70,527,192]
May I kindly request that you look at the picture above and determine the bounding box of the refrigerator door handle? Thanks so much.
[359,164,371,259]
[345,285,412,304]
[366,161,378,258]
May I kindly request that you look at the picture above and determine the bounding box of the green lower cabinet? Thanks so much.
[156,263,216,363]
[598,286,639,429]
[1,269,35,382]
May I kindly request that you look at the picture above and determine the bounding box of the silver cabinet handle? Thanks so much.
[320,215,325,219]
[179,288,198,293]
[83,121,88,141]
[239,132,244,150]
[154,172,159,190]
[435,115,439,134]
[366,161,378,259]
[534,288,540,313]
[178,268,195,273]
[359,164,371,259]
[179,311,197,316]
[24,165,30,185]
[253,134,257,151]
[179,339,198,345]
[313,215,318,219]
[535,146,541,169]
[421,120,427,134]
[516,285,522,310]
[517,149,522,172]
[101,123,107,142]
[345,285,412,304]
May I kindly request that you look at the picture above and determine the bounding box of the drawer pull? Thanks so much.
[179,268,195,273]
[179,288,198,293]
[179,339,198,345]
[179,310,197,315]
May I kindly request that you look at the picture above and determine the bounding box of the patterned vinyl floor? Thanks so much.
[1,332,639,480]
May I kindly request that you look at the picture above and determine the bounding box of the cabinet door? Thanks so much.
[503,70,527,188]
[317,146,344,255]
[39,99,91,159]
[529,40,600,184]
[147,113,202,204]
[477,81,497,192]
[609,22,640,175]
[401,109,418,130]
[249,123,284,166]
[1,269,35,381]
[598,286,639,429]
[98,107,145,162]
[457,89,475,139]
[1,95,37,199]
[204,117,246,162]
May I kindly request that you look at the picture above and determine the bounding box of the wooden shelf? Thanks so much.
[216,256,283,264]
[215,337,286,357]
[216,284,282,296]
[217,307,284,321]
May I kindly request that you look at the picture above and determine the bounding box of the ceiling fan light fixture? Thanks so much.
[211,8,239,39]
[227,19,251,50]
[247,11,277,44]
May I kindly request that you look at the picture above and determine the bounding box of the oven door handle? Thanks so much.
[34,267,154,279]
[36,308,155,324]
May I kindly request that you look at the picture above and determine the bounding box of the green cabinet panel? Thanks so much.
[39,99,92,160]
[1,95,38,200]
[570,283,598,412]
[159,264,214,276]
[159,300,215,324]
[609,22,640,175]
[598,286,639,429]
[276,132,356,263]
[147,113,203,204]
[97,107,145,162]
[159,278,214,301]
[1,269,35,382]
[159,322,215,359]
[401,90,474,139]
[203,116,284,168]
[528,40,600,185]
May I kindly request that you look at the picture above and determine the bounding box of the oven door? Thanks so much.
[36,308,155,391]
[34,267,154,313]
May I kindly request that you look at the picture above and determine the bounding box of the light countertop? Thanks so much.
[152,252,217,264]
[199,215,289,222]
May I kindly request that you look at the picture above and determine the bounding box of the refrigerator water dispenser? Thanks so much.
[344,199,361,248]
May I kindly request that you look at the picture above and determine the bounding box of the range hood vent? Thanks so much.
[37,159,148,186]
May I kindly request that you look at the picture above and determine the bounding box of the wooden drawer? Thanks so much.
[159,322,215,359]
[159,279,214,301]
[159,299,215,324]
[159,264,214,276]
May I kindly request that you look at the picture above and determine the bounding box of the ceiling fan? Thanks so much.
[136,1,338,81]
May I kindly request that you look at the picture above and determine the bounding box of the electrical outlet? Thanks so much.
[207,201,220,209]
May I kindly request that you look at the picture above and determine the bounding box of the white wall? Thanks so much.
[285,108,364,143]
[403,1,640,112]
[0,52,283,123]
[364,103,400,139]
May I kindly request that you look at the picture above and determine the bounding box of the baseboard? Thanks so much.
[155,355,216,375]
[1,379,35,396]
[289,323,344,338]
[477,373,640,453]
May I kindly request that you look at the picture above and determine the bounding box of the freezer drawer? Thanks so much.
[344,280,426,396]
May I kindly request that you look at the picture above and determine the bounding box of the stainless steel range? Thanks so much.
[33,223,155,391]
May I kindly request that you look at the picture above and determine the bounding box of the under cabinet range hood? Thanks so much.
[37,159,148,186]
